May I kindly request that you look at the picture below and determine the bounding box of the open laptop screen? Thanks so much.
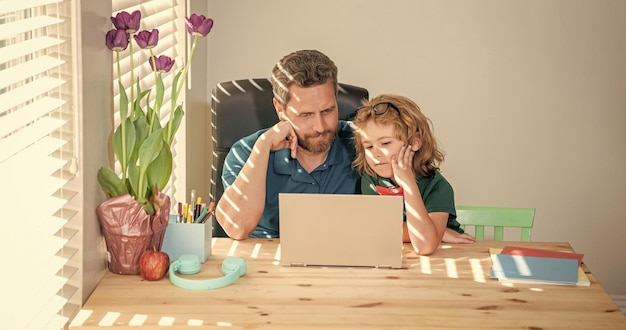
[279,193,404,268]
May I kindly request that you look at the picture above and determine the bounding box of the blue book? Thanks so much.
[490,253,580,286]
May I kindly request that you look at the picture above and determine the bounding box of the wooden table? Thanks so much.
[70,239,626,329]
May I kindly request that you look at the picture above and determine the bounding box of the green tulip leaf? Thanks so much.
[166,105,184,144]
[141,202,156,216]
[138,129,165,168]
[171,69,183,107]
[113,117,136,177]
[118,80,128,120]
[126,160,140,198]
[132,116,149,159]
[136,128,164,196]
[146,145,173,191]
[145,104,162,132]
[97,167,127,197]
[133,89,150,120]
[154,73,164,114]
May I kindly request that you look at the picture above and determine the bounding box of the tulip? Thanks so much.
[111,10,141,117]
[101,9,215,216]
[185,14,214,37]
[111,10,141,33]
[149,55,175,73]
[134,29,159,49]
[105,29,129,51]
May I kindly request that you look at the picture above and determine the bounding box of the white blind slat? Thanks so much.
[41,216,70,238]
[0,0,63,16]
[0,56,65,90]
[0,0,79,328]
[2,162,69,326]
[0,153,67,205]
[0,117,66,163]
[41,179,70,204]
[31,299,70,330]
[0,16,63,40]
[30,294,70,330]
[114,0,173,15]
[0,135,66,168]
[138,5,177,27]
[0,36,64,64]
[0,97,66,135]
[0,77,66,114]
[11,271,67,328]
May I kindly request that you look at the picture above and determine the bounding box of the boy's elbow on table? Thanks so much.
[412,242,440,256]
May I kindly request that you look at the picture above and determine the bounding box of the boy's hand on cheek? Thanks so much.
[391,145,416,189]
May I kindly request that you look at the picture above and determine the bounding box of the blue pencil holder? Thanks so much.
[161,214,212,262]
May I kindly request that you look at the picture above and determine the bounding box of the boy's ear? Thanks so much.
[411,132,422,151]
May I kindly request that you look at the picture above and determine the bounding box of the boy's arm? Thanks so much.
[442,229,476,243]
[393,147,446,255]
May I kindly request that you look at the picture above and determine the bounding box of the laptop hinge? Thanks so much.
[289,262,306,267]
[377,264,393,269]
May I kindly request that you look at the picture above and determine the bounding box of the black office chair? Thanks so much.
[209,78,369,237]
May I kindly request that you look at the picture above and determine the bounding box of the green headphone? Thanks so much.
[168,254,247,290]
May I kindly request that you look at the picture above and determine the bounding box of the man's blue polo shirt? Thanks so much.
[221,121,359,238]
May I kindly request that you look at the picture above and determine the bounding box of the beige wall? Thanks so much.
[80,1,111,301]
[197,0,626,295]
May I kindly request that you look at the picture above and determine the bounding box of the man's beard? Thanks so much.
[297,126,338,154]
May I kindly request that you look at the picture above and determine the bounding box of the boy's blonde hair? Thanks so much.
[351,94,444,178]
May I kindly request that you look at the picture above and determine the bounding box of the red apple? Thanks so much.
[139,247,170,281]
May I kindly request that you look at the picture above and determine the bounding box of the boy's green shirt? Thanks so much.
[360,172,464,233]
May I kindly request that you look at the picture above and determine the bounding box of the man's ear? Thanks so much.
[411,132,422,151]
[273,98,286,120]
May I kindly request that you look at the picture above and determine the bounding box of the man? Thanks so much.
[215,50,359,239]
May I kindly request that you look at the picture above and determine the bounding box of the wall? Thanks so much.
[79,0,110,301]
[187,0,211,204]
[199,0,626,295]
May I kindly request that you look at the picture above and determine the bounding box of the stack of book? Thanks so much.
[489,246,590,286]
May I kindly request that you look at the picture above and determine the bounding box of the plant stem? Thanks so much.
[168,34,199,139]
[116,51,127,180]
[129,40,135,119]
[149,48,158,134]
[176,34,198,100]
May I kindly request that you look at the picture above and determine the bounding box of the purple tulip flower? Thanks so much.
[105,29,129,51]
[149,55,175,73]
[111,10,141,33]
[185,14,214,37]
[134,29,159,49]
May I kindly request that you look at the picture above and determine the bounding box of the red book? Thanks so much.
[500,246,584,266]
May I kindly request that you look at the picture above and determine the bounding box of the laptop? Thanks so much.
[278,193,404,268]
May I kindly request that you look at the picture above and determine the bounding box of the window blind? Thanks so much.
[112,0,187,205]
[0,0,80,329]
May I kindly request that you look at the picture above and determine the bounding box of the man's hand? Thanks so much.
[263,119,299,158]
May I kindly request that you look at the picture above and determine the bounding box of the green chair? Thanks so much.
[455,206,535,241]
